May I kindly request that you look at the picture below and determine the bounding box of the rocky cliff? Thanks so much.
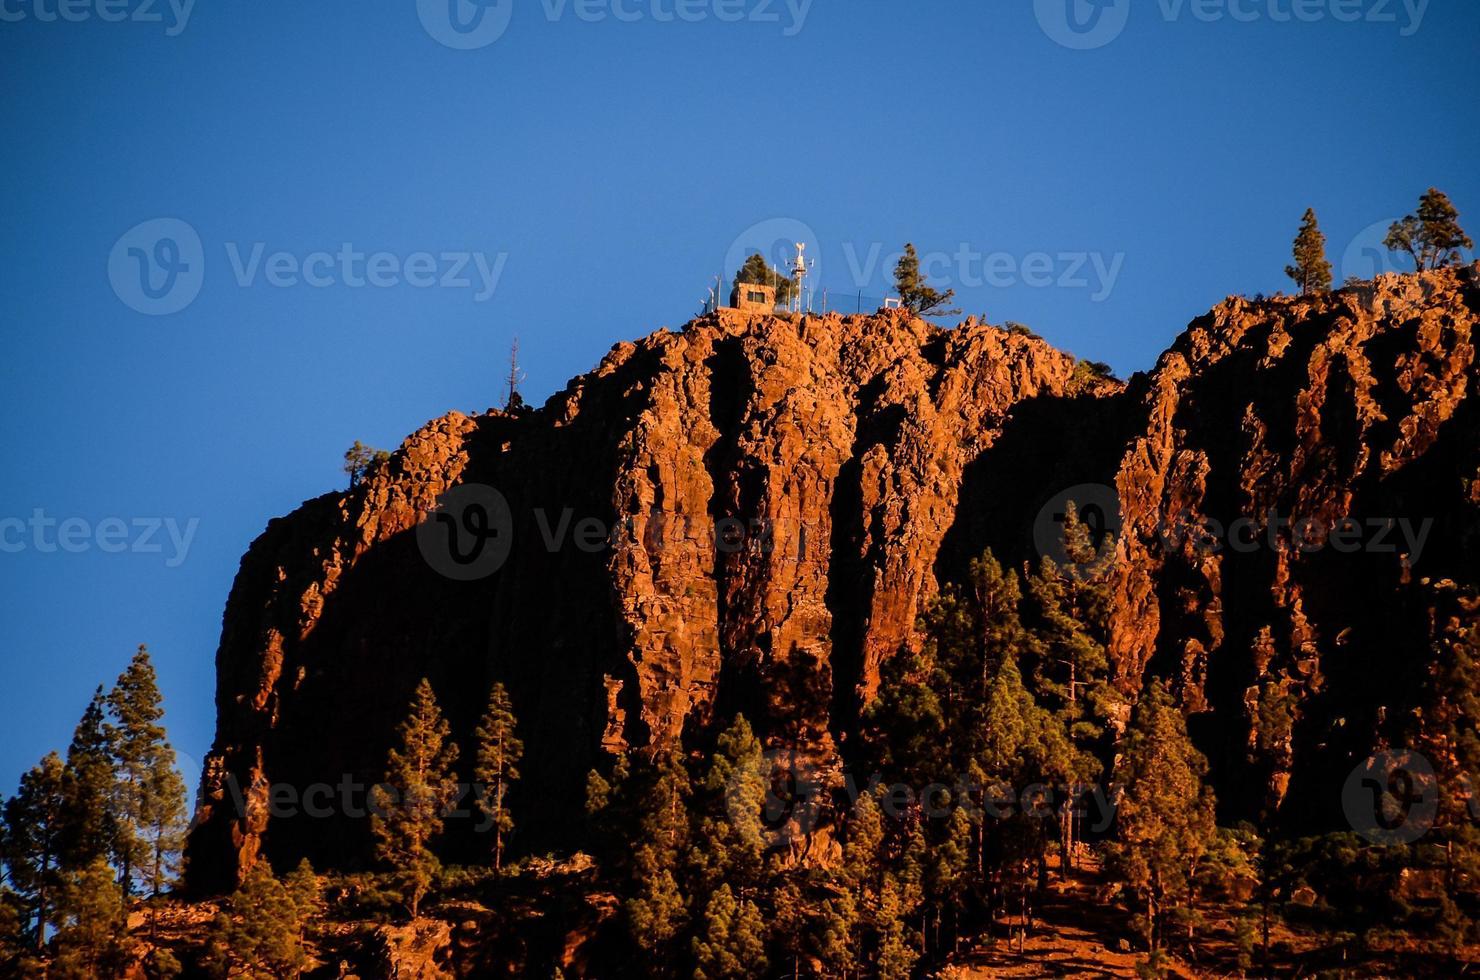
[186,268,1480,892]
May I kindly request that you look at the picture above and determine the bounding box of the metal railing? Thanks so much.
[702,285,904,318]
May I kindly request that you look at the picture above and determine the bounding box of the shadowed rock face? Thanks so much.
[186,269,1480,892]
[1109,267,1480,830]
[185,309,1116,892]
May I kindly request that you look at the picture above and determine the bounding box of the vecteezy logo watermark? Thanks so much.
[1037,0,1427,49]
[0,509,200,568]
[1034,0,1130,50]
[0,0,195,35]
[416,483,514,580]
[1156,0,1427,34]
[725,748,829,851]
[1033,484,1436,568]
[724,217,823,293]
[721,221,1126,306]
[108,218,206,316]
[108,219,508,315]
[842,243,1126,302]
[218,772,511,833]
[1342,749,1438,845]
[416,496,825,580]
[1032,483,1122,574]
[725,754,1120,851]
[418,0,812,50]
[222,243,505,301]
[1339,217,1411,283]
[417,0,513,50]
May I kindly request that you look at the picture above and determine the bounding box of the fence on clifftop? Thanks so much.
[700,284,903,318]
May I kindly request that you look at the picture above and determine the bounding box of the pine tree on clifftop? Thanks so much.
[1285,207,1332,294]
[894,243,960,317]
[1386,187,1473,270]
[372,678,461,918]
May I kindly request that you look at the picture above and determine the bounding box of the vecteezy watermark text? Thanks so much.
[221,773,508,833]
[418,0,812,50]
[1032,484,1436,573]
[721,219,1127,305]
[1,509,199,568]
[0,0,195,35]
[223,243,505,300]
[842,242,1125,303]
[108,218,508,315]
[415,483,826,580]
[728,750,1120,851]
[1035,0,1427,50]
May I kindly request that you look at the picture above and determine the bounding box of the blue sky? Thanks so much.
[1,0,1477,797]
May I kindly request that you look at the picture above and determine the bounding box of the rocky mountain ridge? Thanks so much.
[186,268,1480,893]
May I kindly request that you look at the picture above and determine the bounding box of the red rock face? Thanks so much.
[1108,267,1479,826]
[186,270,1480,891]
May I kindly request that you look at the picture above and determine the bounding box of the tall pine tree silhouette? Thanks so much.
[371,678,460,918]
[473,683,522,871]
[1285,207,1332,294]
[106,645,187,899]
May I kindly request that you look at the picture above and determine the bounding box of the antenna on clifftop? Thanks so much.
[792,242,811,313]
[505,337,527,411]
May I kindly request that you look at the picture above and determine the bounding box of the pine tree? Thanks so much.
[1284,207,1332,294]
[625,752,691,971]
[915,550,1035,774]
[1024,502,1120,870]
[138,755,188,902]
[50,855,130,980]
[928,806,974,951]
[4,752,68,949]
[106,645,187,899]
[627,862,685,969]
[896,815,928,956]
[733,252,795,305]
[283,859,321,949]
[371,678,461,918]
[343,441,391,489]
[875,877,920,980]
[894,243,959,317]
[691,884,768,980]
[1416,187,1473,267]
[1106,680,1218,952]
[584,752,632,862]
[811,889,859,978]
[841,791,885,912]
[978,652,1070,934]
[1386,188,1474,270]
[1384,214,1425,270]
[59,689,118,872]
[0,887,29,977]
[689,715,767,893]
[859,649,947,789]
[473,683,523,871]
[204,861,310,979]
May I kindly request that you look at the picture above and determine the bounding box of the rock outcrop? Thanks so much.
[1108,267,1480,827]
[186,269,1480,891]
